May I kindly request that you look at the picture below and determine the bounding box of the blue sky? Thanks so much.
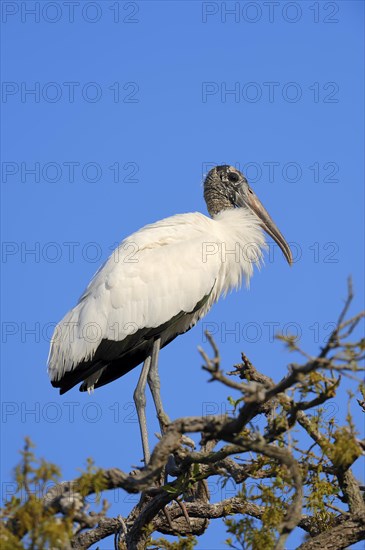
[1,1,364,548]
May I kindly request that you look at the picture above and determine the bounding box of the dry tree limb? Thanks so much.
[4,280,364,550]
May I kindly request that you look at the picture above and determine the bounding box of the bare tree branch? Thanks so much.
[3,280,364,550]
[296,513,365,550]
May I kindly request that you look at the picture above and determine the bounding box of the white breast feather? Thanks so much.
[48,209,265,381]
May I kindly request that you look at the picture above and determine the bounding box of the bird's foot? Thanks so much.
[114,515,127,550]
[163,505,174,531]
[163,436,195,477]
[162,498,191,532]
[181,435,195,449]
[176,498,191,528]
[155,431,195,449]
[157,411,171,433]
[129,459,147,476]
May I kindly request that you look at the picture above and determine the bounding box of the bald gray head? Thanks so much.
[204,165,250,217]
[204,165,292,265]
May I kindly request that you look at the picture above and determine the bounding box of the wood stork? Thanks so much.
[48,165,292,462]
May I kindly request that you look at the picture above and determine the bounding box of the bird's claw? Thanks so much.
[163,505,175,531]
[181,435,195,449]
[114,515,127,550]
[163,498,191,532]
[176,498,191,529]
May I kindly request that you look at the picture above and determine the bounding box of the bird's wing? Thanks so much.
[48,213,222,382]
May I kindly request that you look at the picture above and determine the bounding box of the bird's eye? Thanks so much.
[228,172,240,183]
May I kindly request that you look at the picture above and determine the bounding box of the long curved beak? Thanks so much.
[237,186,292,265]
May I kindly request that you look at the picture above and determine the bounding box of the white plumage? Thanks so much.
[48,208,265,387]
[48,162,291,429]
[48,164,292,463]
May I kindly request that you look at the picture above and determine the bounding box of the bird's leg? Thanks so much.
[147,337,171,433]
[147,338,191,531]
[146,338,170,473]
[133,355,152,465]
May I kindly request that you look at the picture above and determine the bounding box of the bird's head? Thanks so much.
[204,165,292,265]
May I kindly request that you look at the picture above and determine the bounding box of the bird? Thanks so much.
[48,165,292,463]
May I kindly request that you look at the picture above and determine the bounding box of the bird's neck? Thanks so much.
[204,188,234,217]
[212,208,267,289]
